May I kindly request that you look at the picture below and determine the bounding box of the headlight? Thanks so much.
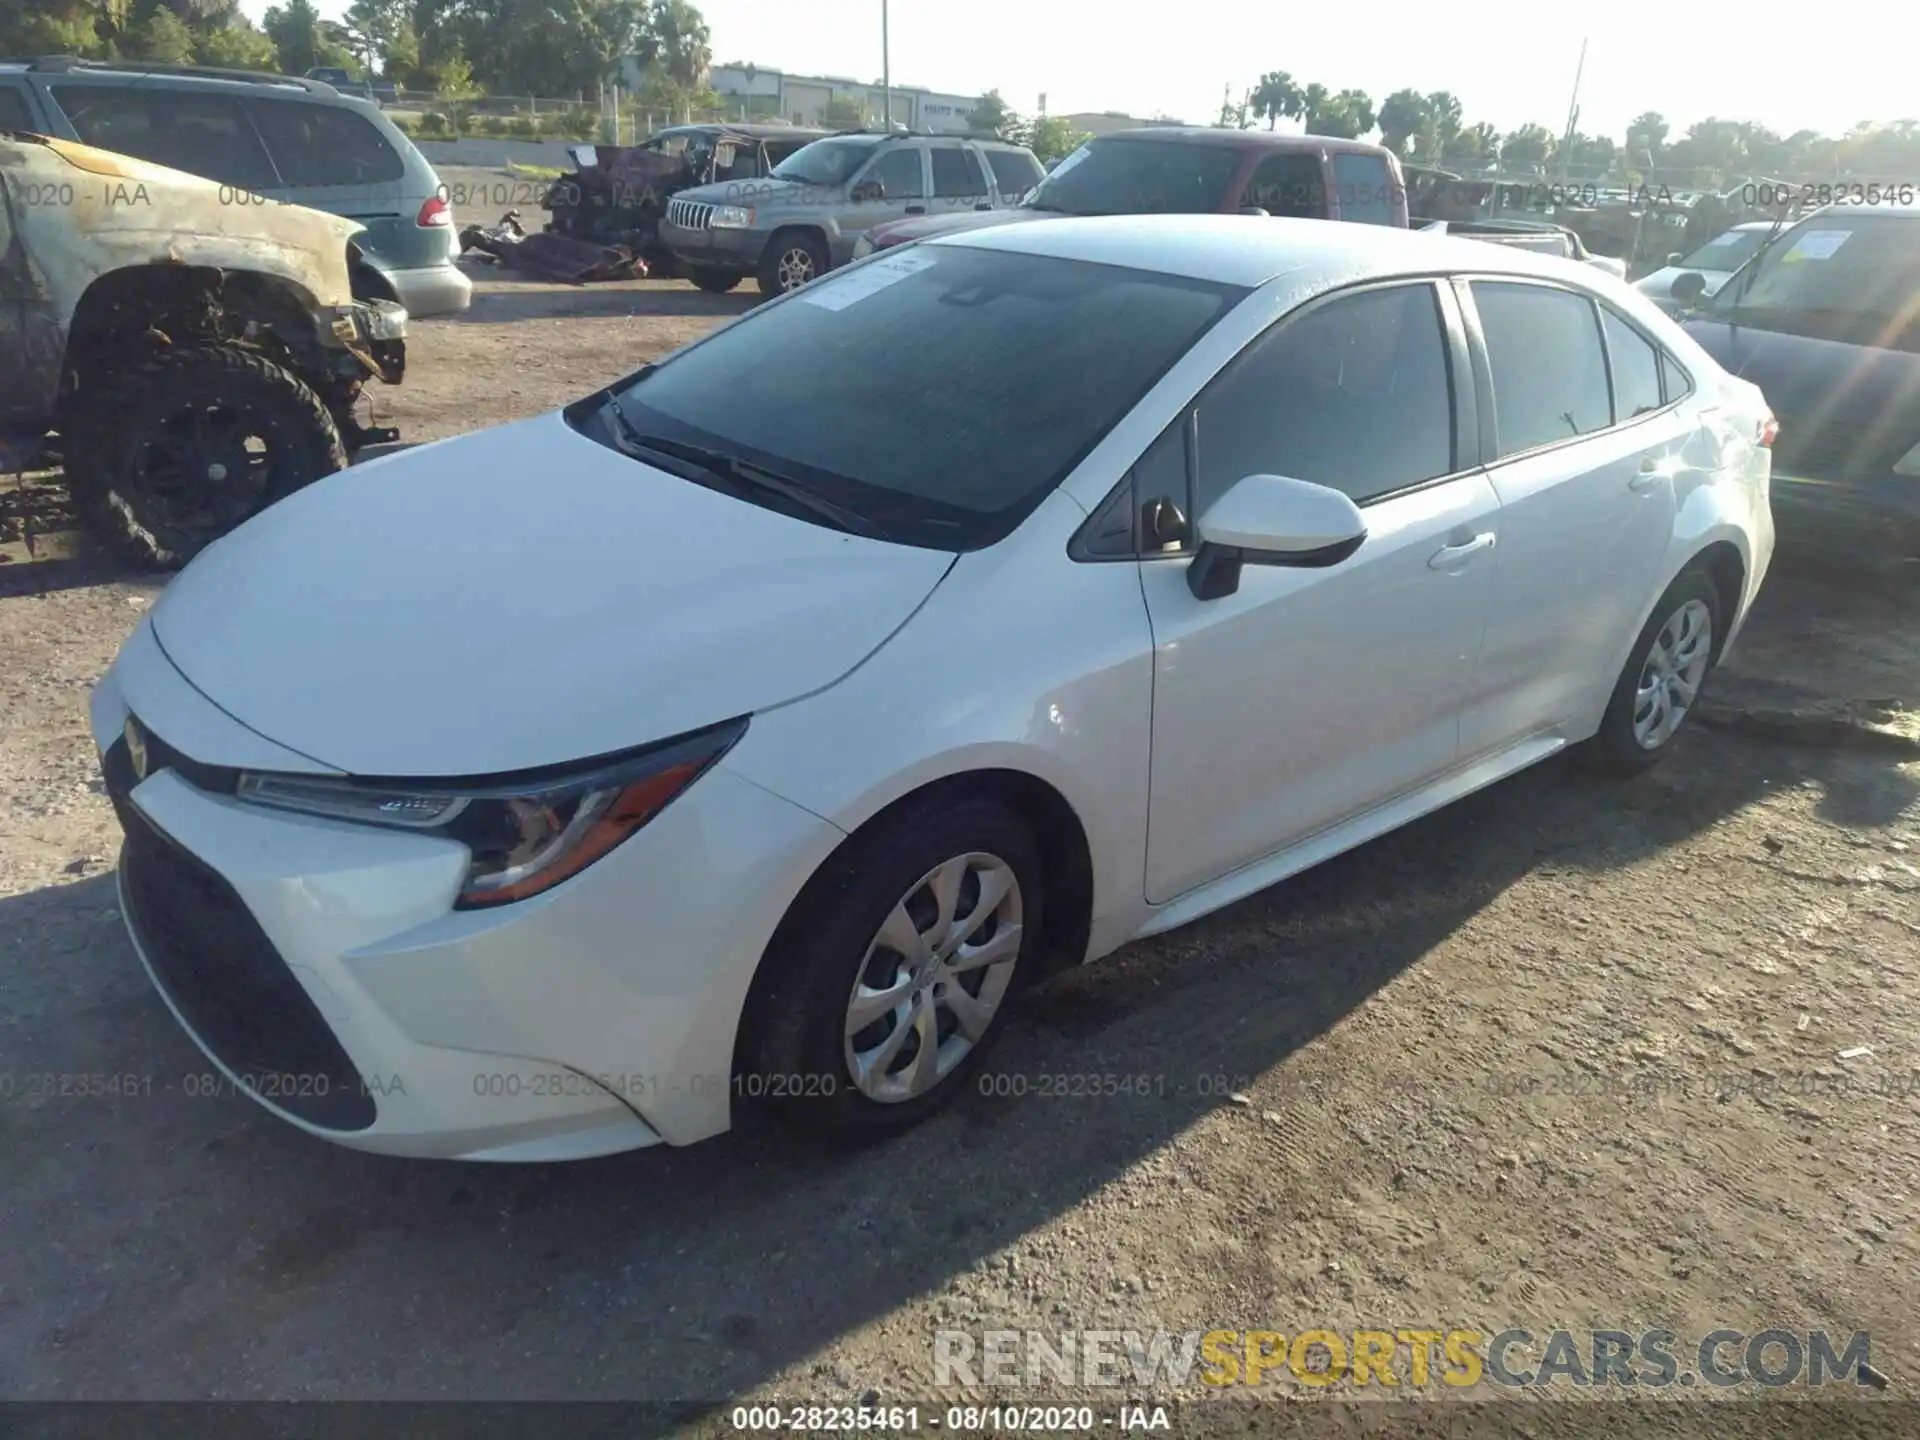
[235,718,746,909]
[708,205,754,228]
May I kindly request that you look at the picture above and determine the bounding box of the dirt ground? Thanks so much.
[1,234,1917,1434]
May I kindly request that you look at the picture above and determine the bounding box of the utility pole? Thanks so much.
[1557,37,1587,185]
[881,0,892,130]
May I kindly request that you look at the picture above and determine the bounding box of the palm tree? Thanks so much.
[1251,70,1301,131]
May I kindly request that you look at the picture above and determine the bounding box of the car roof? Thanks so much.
[1100,125,1392,157]
[2,57,347,102]
[657,122,830,139]
[931,212,1592,288]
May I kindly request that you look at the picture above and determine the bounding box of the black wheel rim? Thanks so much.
[131,402,284,538]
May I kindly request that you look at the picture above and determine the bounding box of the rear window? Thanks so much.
[1027,137,1242,217]
[51,84,278,190]
[246,99,403,187]
[602,247,1245,549]
[985,148,1043,199]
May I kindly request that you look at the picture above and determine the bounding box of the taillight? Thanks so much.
[1759,411,1779,448]
[416,194,451,228]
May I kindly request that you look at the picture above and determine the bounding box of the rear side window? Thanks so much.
[1601,309,1664,420]
[986,148,1043,199]
[1472,282,1612,456]
[0,86,35,132]
[1243,153,1326,219]
[51,84,278,190]
[930,147,988,198]
[1333,153,1395,225]
[1194,283,1455,509]
[246,100,403,187]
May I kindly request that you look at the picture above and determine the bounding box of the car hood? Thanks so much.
[872,208,1051,246]
[149,412,956,777]
[676,178,824,207]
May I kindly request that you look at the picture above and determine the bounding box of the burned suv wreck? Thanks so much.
[1,130,405,566]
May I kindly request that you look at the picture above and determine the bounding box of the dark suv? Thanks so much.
[853,128,1408,258]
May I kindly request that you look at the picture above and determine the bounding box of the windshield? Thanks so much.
[1705,213,1920,349]
[1679,229,1765,272]
[772,136,882,187]
[592,246,1244,549]
[1025,137,1243,217]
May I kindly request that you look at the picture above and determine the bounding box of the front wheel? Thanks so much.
[739,794,1043,1136]
[757,230,828,296]
[689,268,743,294]
[1587,566,1724,774]
[63,346,345,569]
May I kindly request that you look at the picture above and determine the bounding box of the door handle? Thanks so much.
[1428,532,1496,570]
[905,205,927,215]
[975,202,993,211]
[1629,457,1662,492]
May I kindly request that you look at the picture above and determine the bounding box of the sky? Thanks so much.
[257,0,1914,144]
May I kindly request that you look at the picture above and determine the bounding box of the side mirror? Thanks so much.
[1670,270,1708,307]
[1239,205,1270,217]
[1666,251,1684,266]
[851,179,883,202]
[1186,474,1367,600]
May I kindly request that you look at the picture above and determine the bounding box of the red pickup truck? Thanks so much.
[851,127,1410,258]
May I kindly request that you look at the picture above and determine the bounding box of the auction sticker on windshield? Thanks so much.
[799,250,940,312]
[1782,230,1851,262]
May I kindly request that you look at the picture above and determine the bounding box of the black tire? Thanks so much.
[1586,565,1724,776]
[739,793,1044,1137]
[757,229,829,296]
[689,268,743,294]
[63,346,346,570]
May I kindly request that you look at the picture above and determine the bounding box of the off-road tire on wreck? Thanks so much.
[64,345,347,570]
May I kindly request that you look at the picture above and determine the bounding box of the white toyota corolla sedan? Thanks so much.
[93,216,1776,1162]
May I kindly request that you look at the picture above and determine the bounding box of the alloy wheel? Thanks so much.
[1633,598,1713,749]
[843,851,1023,1103]
[775,247,817,291]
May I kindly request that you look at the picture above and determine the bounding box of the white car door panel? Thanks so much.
[1455,282,1681,758]
[1133,279,1500,904]
[1141,471,1503,902]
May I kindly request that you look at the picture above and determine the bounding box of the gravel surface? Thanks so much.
[1,263,1916,1431]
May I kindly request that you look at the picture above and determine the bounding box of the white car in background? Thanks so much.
[93,217,1776,1163]
[1636,222,1776,313]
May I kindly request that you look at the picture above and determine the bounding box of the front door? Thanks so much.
[1139,280,1502,902]
[837,146,927,264]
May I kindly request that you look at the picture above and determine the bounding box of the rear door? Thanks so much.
[44,80,279,190]
[929,141,994,218]
[838,145,928,263]
[1138,279,1501,899]
[1455,279,1684,757]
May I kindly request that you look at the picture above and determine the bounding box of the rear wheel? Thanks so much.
[690,268,743,294]
[757,230,828,296]
[1587,566,1723,775]
[63,346,345,570]
[740,794,1042,1136]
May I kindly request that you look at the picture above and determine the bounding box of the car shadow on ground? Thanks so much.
[446,272,759,324]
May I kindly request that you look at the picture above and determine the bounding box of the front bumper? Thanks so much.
[326,299,408,385]
[659,218,761,271]
[90,639,844,1161]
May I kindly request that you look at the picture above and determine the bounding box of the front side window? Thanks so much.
[930,147,988,199]
[246,100,402,187]
[1703,213,1920,349]
[864,147,925,199]
[1332,153,1394,225]
[52,84,278,189]
[1242,153,1326,219]
[1193,283,1455,511]
[1026,137,1242,216]
[595,248,1244,549]
[1602,309,1664,420]
[1472,281,1612,456]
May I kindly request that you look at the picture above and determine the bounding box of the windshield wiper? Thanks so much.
[600,405,880,539]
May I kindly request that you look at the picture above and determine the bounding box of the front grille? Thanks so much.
[104,736,376,1132]
[667,198,714,230]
